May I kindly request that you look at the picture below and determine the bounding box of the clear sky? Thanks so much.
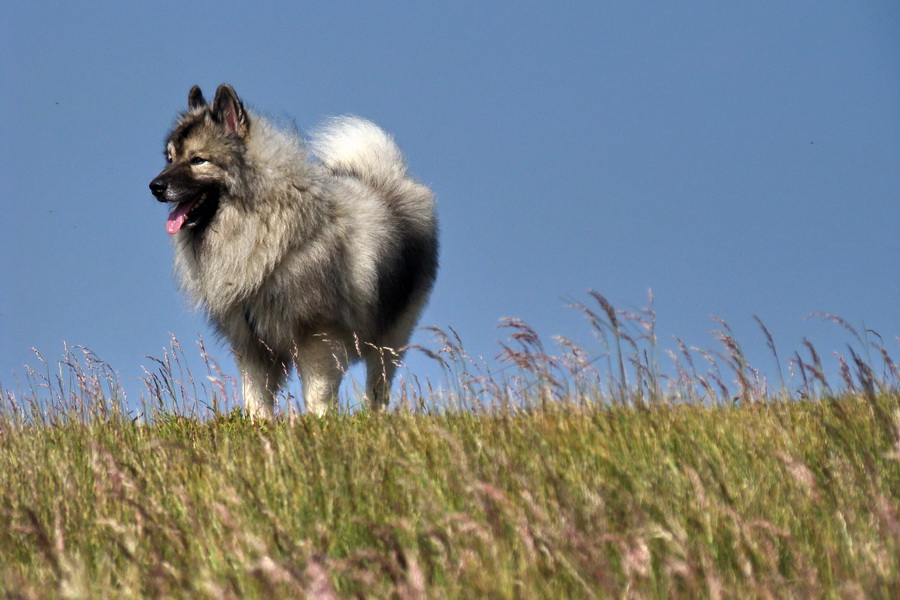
[2,2,898,410]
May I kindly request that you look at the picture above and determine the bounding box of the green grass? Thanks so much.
[1,297,898,598]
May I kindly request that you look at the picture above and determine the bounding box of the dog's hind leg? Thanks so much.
[364,345,401,410]
[365,303,423,410]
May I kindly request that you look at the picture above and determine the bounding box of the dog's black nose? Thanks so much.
[149,177,168,200]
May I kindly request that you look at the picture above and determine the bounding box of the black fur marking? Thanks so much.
[373,228,438,337]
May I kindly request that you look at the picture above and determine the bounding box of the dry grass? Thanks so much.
[1,293,898,598]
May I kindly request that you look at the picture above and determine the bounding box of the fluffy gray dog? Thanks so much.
[149,84,438,417]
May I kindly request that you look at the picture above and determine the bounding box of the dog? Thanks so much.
[149,84,438,417]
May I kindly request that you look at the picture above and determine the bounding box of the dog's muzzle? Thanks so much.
[149,177,169,202]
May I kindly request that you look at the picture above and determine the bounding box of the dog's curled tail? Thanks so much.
[311,116,411,189]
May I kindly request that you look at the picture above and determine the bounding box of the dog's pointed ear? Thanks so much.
[188,86,207,110]
[211,84,249,137]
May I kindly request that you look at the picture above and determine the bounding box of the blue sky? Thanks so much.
[2,2,898,410]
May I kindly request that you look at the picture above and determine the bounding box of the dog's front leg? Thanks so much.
[237,353,284,420]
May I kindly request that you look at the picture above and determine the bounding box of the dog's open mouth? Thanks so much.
[167,198,199,234]
[166,194,218,235]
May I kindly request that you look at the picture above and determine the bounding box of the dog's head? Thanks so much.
[149,84,249,235]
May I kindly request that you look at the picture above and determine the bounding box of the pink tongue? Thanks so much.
[166,201,197,235]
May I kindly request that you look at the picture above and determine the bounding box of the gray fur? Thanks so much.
[149,84,438,417]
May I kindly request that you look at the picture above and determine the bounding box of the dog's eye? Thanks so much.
[190,157,208,166]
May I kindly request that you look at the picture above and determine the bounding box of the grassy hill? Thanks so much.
[1,299,897,598]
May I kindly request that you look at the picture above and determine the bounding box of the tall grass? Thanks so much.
[1,294,898,598]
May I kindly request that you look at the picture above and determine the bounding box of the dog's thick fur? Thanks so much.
[149,84,438,417]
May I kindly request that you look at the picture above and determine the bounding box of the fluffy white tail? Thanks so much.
[311,116,408,188]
